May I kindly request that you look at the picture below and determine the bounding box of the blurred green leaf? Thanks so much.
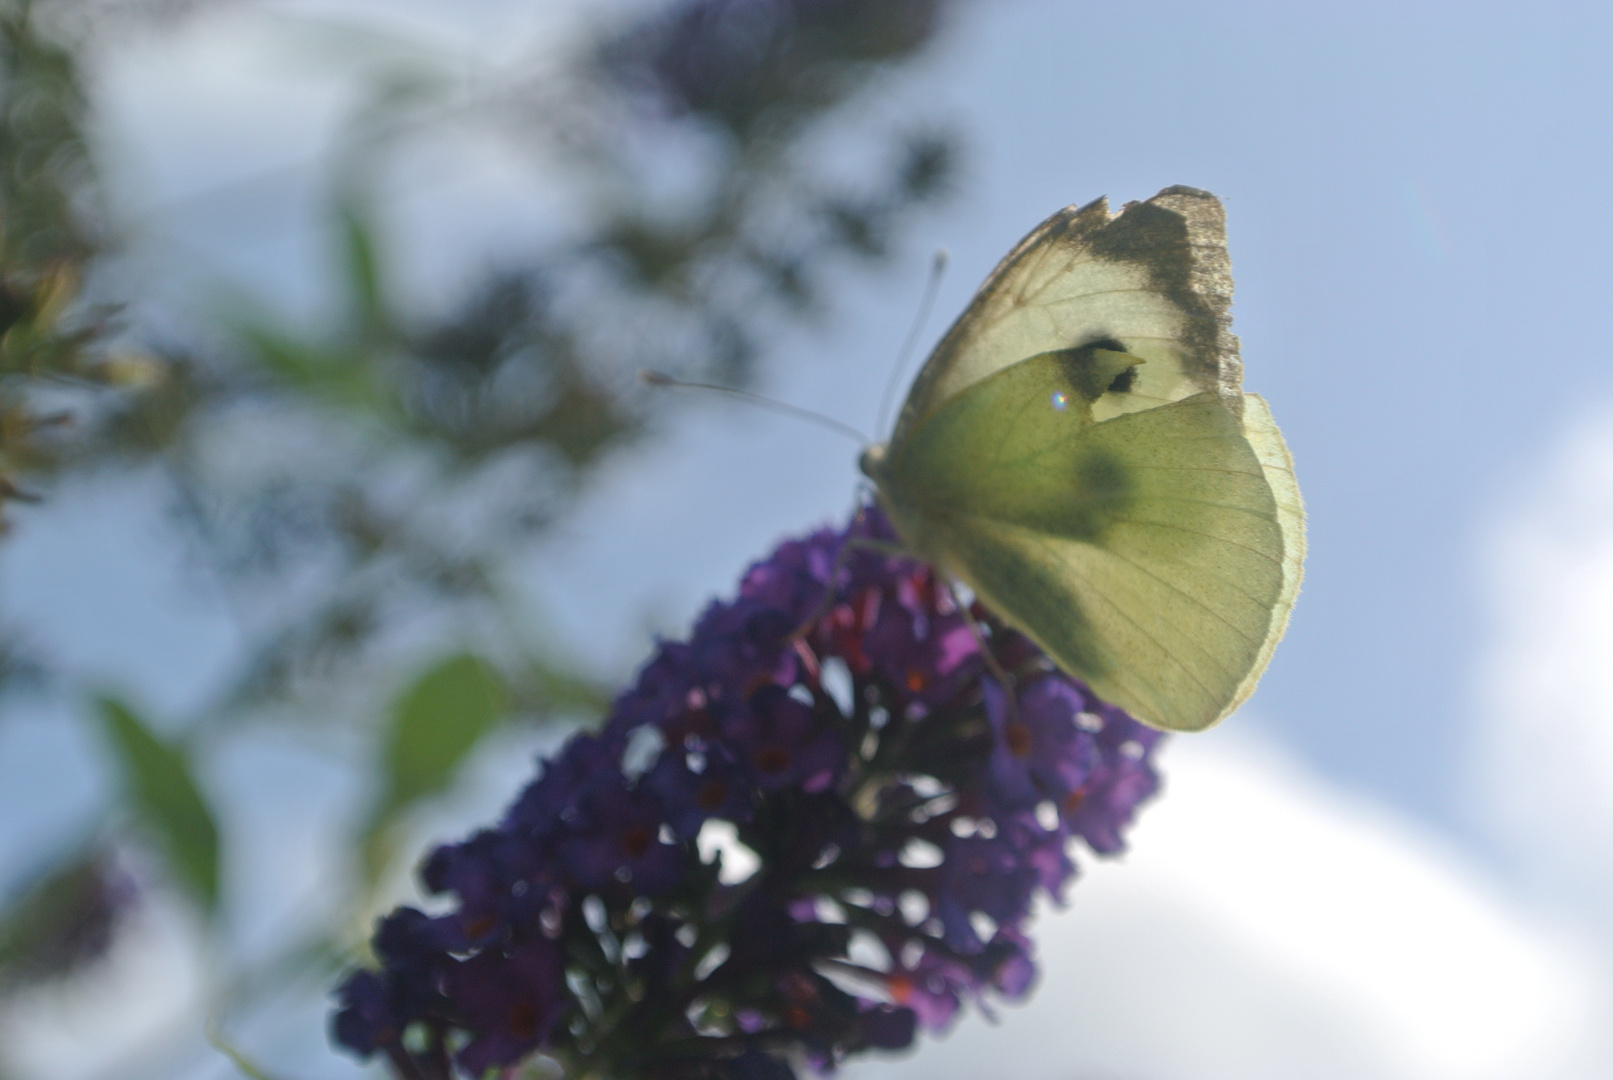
[96,697,220,913]
[339,204,388,342]
[365,653,506,879]
[238,324,376,409]
[383,653,507,808]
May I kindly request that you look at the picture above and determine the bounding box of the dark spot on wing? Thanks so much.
[1060,448,1134,542]
[1045,337,1111,397]
[1047,337,1140,402]
[1076,448,1131,505]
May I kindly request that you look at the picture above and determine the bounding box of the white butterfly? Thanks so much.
[860,186,1304,732]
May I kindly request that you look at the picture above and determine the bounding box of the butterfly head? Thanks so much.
[857,442,890,486]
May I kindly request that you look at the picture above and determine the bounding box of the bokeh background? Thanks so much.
[2,1,1612,1078]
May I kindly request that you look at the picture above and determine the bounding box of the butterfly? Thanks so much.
[859,186,1304,733]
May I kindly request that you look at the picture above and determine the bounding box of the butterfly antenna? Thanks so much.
[639,371,870,444]
[876,248,949,438]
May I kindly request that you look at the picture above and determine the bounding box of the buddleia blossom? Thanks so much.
[332,506,1165,1080]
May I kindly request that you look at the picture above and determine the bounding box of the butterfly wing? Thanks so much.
[891,185,1244,447]
[1229,393,1306,713]
[877,352,1297,733]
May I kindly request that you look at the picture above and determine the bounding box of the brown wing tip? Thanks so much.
[1132,186,1243,413]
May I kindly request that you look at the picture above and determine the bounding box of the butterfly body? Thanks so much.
[862,187,1304,733]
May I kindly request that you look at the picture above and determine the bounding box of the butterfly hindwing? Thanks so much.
[1228,393,1307,713]
[878,345,1286,732]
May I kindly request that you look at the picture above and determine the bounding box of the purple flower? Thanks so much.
[645,734,755,840]
[504,731,627,835]
[332,504,1165,1078]
[554,774,685,894]
[1063,702,1165,855]
[982,674,1095,811]
[982,926,1037,999]
[856,571,983,714]
[880,928,1036,1034]
[722,683,843,793]
[331,970,398,1058]
[331,908,454,1059]
[853,1001,917,1050]
[419,829,549,947]
[930,830,1043,954]
[449,937,568,1076]
[881,947,968,1030]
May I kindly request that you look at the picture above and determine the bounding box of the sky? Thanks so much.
[2,0,1613,1077]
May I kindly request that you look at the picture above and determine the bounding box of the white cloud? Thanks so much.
[1467,407,1613,960]
[0,891,207,1080]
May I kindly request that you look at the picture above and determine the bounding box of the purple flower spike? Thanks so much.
[333,504,1166,1079]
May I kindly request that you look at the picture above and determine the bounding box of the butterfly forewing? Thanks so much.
[891,186,1243,448]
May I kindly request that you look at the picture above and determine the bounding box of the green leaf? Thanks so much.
[339,203,388,342]
[365,654,506,878]
[96,698,221,913]
[238,324,375,407]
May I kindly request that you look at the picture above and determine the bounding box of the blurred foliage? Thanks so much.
[0,0,103,527]
[97,696,221,911]
[0,848,131,989]
[363,653,507,883]
[0,0,962,1074]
